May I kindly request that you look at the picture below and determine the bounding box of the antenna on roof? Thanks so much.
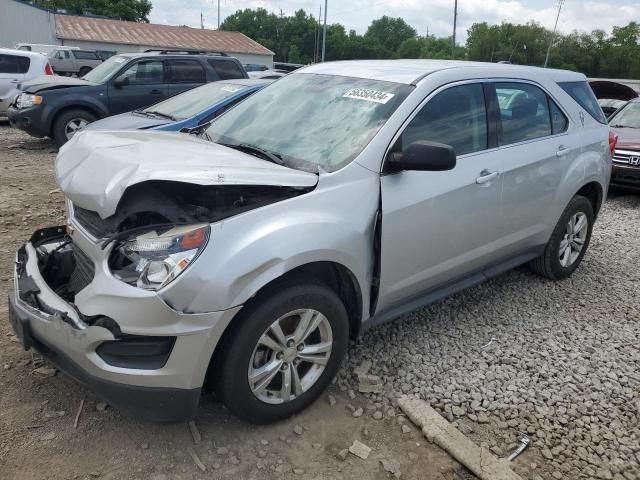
[200,12,204,29]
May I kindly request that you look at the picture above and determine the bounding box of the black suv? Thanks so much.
[8,50,248,146]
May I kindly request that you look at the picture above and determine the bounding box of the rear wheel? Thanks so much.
[214,278,349,424]
[529,195,594,280]
[52,109,96,146]
[78,67,92,77]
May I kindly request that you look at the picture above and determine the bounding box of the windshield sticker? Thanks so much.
[221,86,243,93]
[343,88,395,104]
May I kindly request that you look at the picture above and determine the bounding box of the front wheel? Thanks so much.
[529,195,594,280]
[214,278,349,424]
[52,109,97,146]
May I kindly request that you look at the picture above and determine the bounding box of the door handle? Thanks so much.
[150,89,162,95]
[556,145,574,157]
[10,79,19,83]
[476,169,500,184]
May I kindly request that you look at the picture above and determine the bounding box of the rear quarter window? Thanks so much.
[559,81,607,124]
[207,59,245,80]
[0,54,30,74]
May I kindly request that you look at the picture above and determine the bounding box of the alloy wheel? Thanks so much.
[64,118,89,140]
[248,308,333,404]
[559,212,588,267]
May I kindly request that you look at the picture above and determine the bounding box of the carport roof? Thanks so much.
[55,14,274,56]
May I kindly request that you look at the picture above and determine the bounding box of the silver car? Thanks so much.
[9,60,612,423]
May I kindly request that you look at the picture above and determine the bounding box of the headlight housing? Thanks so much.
[16,94,43,109]
[109,225,209,291]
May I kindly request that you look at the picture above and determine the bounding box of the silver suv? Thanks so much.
[9,60,612,423]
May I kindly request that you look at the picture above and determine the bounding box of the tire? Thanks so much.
[214,277,349,424]
[52,109,97,146]
[529,195,594,280]
[78,67,91,77]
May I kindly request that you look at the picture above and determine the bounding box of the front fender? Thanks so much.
[44,95,109,133]
[161,164,379,322]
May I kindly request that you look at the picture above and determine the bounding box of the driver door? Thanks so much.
[376,82,506,311]
[107,59,169,114]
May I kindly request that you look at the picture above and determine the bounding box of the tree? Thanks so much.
[364,16,417,56]
[33,0,152,22]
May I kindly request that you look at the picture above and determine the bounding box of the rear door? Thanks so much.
[167,59,208,97]
[107,59,169,114]
[0,53,29,109]
[487,81,577,253]
[377,82,505,311]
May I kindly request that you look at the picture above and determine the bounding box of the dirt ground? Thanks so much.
[0,121,471,480]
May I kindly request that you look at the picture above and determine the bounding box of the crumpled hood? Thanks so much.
[56,130,318,218]
[82,112,169,132]
[19,75,93,93]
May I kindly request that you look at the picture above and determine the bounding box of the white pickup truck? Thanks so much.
[48,48,102,77]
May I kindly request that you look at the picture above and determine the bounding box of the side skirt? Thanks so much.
[361,247,544,334]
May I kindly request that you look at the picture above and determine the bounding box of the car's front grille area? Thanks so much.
[73,204,112,238]
[613,150,640,168]
[68,242,95,294]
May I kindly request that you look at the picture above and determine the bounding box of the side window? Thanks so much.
[207,59,244,80]
[400,83,487,156]
[119,60,164,84]
[495,83,551,145]
[549,99,568,134]
[168,60,206,83]
[63,50,70,59]
[74,51,99,60]
[0,54,30,74]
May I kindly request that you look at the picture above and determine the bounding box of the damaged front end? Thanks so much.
[13,226,120,340]
[67,181,312,291]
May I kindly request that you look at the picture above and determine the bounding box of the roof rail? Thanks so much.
[144,49,229,56]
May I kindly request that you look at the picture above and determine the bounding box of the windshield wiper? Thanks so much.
[143,110,177,121]
[610,124,638,129]
[220,142,286,166]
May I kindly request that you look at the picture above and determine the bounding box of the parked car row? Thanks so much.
[7,58,616,425]
[7,49,250,145]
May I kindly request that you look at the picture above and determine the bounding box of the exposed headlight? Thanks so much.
[16,94,43,109]
[109,225,209,291]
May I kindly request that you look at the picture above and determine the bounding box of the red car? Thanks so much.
[609,98,640,192]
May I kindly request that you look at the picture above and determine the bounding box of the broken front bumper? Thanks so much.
[8,226,239,422]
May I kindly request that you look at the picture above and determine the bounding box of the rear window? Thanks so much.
[73,50,99,60]
[559,81,606,124]
[0,54,30,74]
[208,59,245,80]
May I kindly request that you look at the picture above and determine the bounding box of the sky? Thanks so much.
[149,0,640,42]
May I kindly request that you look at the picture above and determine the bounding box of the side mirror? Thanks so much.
[113,76,129,88]
[386,140,456,172]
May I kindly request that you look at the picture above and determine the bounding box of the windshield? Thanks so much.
[205,73,413,172]
[142,82,248,120]
[610,102,640,128]
[82,55,128,82]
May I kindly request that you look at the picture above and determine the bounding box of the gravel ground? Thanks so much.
[337,191,640,480]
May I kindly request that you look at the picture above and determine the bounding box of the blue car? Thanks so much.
[83,79,272,132]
